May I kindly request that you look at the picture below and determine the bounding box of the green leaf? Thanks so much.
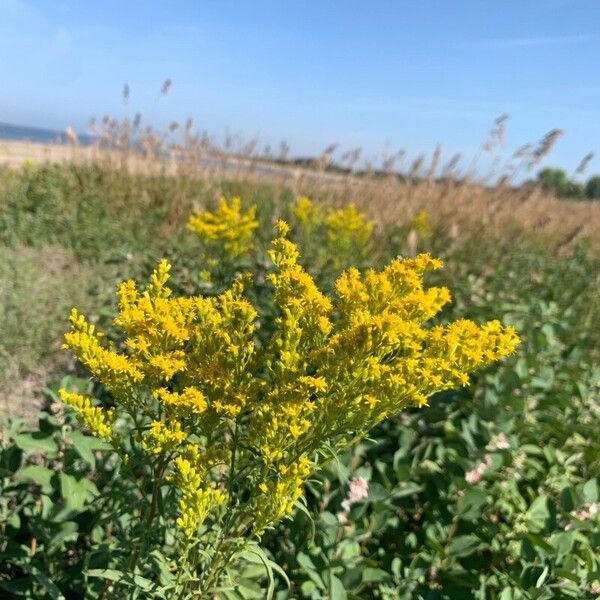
[339,541,361,562]
[86,569,126,583]
[224,577,262,598]
[552,532,574,556]
[294,499,316,544]
[18,465,55,493]
[14,432,58,454]
[47,521,79,552]
[525,533,554,554]
[521,444,544,456]
[499,588,514,600]
[1,444,23,474]
[18,564,65,600]
[361,567,389,583]
[458,489,487,520]
[554,568,581,583]
[300,581,317,596]
[391,482,423,499]
[59,473,92,512]
[583,479,598,503]
[448,534,482,558]
[535,565,549,588]
[329,574,347,600]
[525,495,550,532]
[237,544,290,598]
[560,485,577,511]
[0,578,32,594]
[68,431,110,466]
[296,552,324,589]
[367,482,388,501]
[86,569,158,594]
[240,546,275,600]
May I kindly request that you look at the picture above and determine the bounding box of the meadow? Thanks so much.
[0,133,599,599]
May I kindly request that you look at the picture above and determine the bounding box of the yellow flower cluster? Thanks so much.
[154,387,207,417]
[64,309,143,399]
[254,455,311,531]
[291,196,321,231]
[172,445,227,538]
[293,196,374,244]
[58,389,115,441]
[61,221,518,540]
[188,196,259,258]
[250,225,518,469]
[325,203,374,249]
[292,197,374,268]
[141,420,187,455]
[410,208,433,238]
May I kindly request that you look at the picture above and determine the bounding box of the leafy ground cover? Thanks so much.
[0,161,599,598]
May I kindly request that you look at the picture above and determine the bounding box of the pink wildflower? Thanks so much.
[465,468,482,484]
[336,511,348,524]
[486,432,510,451]
[337,476,369,523]
[465,454,493,485]
[341,476,369,511]
[571,503,598,520]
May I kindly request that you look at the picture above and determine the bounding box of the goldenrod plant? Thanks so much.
[410,208,433,239]
[186,196,259,286]
[59,221,518,597]
[292,197,374,271]
[188,196,258,262]
[187,195,376,289]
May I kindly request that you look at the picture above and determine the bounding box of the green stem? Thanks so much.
[196,535,245,598]
[126,458,164,599]
[174,538,193,599]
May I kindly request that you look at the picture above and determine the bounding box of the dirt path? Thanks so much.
[0,139,101,168]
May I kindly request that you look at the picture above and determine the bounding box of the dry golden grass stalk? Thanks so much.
[575,152,594,176]
[2,110,600,255]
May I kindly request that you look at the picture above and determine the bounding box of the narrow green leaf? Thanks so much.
[535,565,549,588]
[294,499,316,544]
[19,564,65,600]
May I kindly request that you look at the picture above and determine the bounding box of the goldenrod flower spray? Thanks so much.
[60,221,518,597]
[292,196,374,270]
[187,196,259,282]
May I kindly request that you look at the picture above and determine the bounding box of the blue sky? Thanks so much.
[1,0,599,173]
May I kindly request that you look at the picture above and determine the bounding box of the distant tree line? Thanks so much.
[537,168,600,200]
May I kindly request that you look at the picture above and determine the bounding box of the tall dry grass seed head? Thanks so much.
[59,222,518,595]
